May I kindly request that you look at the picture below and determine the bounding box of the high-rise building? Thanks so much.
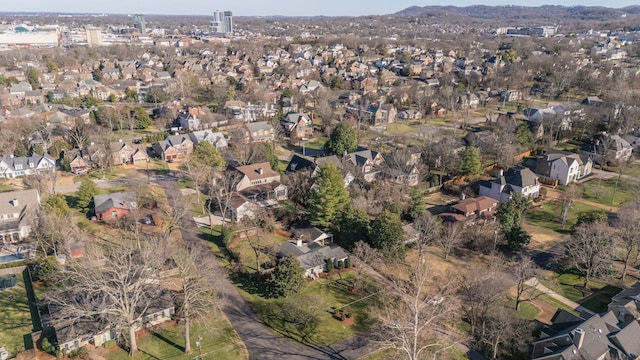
[210,10,233,34]
[134,14,146,34]
[85,27,103,47]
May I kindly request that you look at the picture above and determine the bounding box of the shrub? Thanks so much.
[336,260,344,270]
[344,257,351,268]
[41,338,56,355]
[68,346,87,359]
[103,339,116,348]
[345,311,352,318]
[325,259,334,272]
[221,226,235,246]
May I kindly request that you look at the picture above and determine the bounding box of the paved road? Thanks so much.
[159,180,375,360]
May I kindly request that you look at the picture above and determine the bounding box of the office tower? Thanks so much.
[210,10,233,34]
[86,28,103,47]
[134,14,146,33]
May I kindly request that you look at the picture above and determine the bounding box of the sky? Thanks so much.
[1,0,634,17]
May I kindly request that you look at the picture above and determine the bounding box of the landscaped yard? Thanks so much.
[526,201,607,234]
[239,272,377,346]
[0,181,16,192]
[305,136,328,150]
[0,274,40,356]
[387,123,415,135]
[540,271,607,302]
[104,317,246,360]
[581,177,639,207]
[516,301,541,321]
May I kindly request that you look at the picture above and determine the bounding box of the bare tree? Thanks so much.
[413,213,442,257]
[350,240,381,293]
[376,256,460,360]
[208,170,239,232]
[34,210,83,258]
[436,222,464,260]
[614,200,640,281]
[564,222,615,288]
[458,263,509,336]
[46,243,166,356]
[172,246,218,354]
[513,255,539,310]
[560,185,580,229]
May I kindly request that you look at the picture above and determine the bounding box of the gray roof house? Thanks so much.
[0,155,56,179]
[608,282,640,324]
[279,242,348,279]
[580,135,634,165]
[244,121,275,143]
[529,151,593,186]
[479,165,540,202]
[93,192,137,222]
[0,189,40,243]
[188,130,228,150]
[531,310,640,360]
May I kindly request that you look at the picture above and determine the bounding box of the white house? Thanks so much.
[532,151,593,185]
[479,165,540,202]
[0,155,56,178]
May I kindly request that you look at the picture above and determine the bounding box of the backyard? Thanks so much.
[0,274,42,356]
[580,177,638,207]
[539,271,621,314]
[104,316,246,360]
[525,200,608,235]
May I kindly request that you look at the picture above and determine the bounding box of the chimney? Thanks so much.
[118,139,123,143]
[257,168,264,175]
[573,328,585,349]
[296,239,303,247]
[10,199,18,207]
[460,193,466,200]
[498,169,504,178]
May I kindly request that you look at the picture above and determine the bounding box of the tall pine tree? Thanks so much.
[309,164,350,229]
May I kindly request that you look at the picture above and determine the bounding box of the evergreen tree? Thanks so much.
[44,194,71,216]
[309,164,350,229]
[333,206,370,249]
[270,255,305,297]
[76,178,98,211]
[134,107,152,129]
[515,123,534,145]
[496,194,532,249]
[369,210,405,259]
[458,146,482,176]
[324,122,357,156]
[192,141,225,167]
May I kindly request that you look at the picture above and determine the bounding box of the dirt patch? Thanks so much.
[340,317,355,327]
[507,285,556,325]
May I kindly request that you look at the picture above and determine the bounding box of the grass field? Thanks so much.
[516,301,542,321]
[387,123,415,135]
[581,177,639,207]
[540,272,606,302]
[526,201,606,234]
[240,272,377,346]
[0,182,16,192]
[305,137,328,150]
[0,274,41,356]
[105,318,246,360]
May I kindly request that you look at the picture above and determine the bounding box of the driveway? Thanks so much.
[158,180,376,360]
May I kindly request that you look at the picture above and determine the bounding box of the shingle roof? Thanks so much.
[93,192,136,214]
[235,162,279,181]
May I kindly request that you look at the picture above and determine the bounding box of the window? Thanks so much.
[112,211,118,218]
[7,213,14,219]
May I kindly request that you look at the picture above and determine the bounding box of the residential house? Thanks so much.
[278,224,347,279]
[382,165,420,186]
[530,151,593,186]
[9,82,32,97]
[93,192,137,221]
[450,195,498,218]
[0,155,56,178]
[177,105,207,131]
[152,140,180,162]
[397,109,423,121]
[479,166,540,202]
[285,153,354,187]
[580,135,633,165]
[225,192,260,222]
[280,112,314,140]
[244,121,275,143]
[608,282,640,324]
[363,103,397,126]
[24,90,44,105]
[0,189,40,243]
[231,162,288,203]
[224,100,247,121]
[345,147,385,182]
[110,141,149,165]
[188,130,228,151]
[52,291,174,354]
[531,310,640,360]
[69,155,89,174]
[464,130,498,153]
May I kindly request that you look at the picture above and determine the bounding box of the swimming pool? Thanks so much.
[0,253,25,264]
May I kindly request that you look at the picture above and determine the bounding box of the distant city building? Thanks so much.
[85,28,103,47]
[210,10,233,34]
[134,14,146,34]
[0,24,59,48]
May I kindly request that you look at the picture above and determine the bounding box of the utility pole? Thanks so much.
[196,336,203,360]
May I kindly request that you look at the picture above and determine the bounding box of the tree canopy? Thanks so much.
[458,146,482,176]
[44,194,70,216]
[496,194,531,249]
[324,122,357,156]
[76,178,98,211]
[369,210,405,259]
[269,255,305,298]
[192,141,225,167]
[309,164,350,229]
[333,205,370,249]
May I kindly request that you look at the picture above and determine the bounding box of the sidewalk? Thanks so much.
[524,277,595,316]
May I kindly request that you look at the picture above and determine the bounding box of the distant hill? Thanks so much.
[394,5,633,21]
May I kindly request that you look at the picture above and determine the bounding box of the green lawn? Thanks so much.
[553,141,584,154]
[540,272,606,302]
[387,123,415,135]
[526,201,607,234]
[580,285,623,313]
[516,301,541,321]
[305,137,328,150]
[0,182,15,192]
[537,294,580,316]
[581,177,639,207]
[105,318,246,360]
[0,275,40,356]
[200,226,232,269]
[239,273,377,346]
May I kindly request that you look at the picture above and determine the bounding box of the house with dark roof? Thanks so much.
[278,231,347,279]
[345,146,385,182]
[0,189,40,243]
[188,130,228,150]
[285,153,354,187]
[531,310,640,360]
[529,151,593,186]
[580,135,633,165]
[479,165,540,202]
[93,192,137,221]
[608,282,640,324]
[110,141,149,166]
[244,121,275,143]
[280,112,314,140]
[152,134,193,162]
[0,155,56,178]
[224,163,287,217]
